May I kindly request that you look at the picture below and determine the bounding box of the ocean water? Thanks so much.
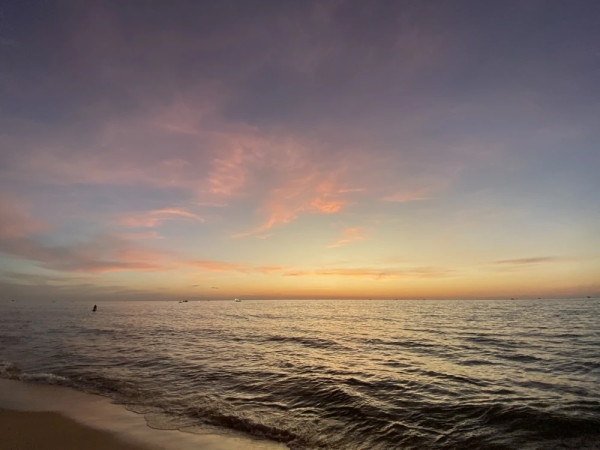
[1,298,599,449]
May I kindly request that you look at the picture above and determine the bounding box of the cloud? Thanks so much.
[0,271,83,286]
[0,195,48,240]
[1,76,453,242]
[0,224,171,274]
[284,266,453,280]
[489,256,578,273]
[0,277,165,301]
[234,170,354,237]
[327,226,366,248]
[207,142,257,197]
[119,208,205,228]
[493,256,565,265]
[2,99,367,241]
[121,231,164,240]
[184,259,283,274]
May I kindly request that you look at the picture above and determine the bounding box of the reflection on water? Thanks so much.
[1,298,599,448]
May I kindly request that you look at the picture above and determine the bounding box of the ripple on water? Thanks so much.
[1,298,599,448]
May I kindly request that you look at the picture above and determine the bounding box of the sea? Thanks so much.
[1,298,599,449]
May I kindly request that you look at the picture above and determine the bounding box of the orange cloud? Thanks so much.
[204,129,275,199]
[235,173,351,237]
[310,197,344,213]
[185,260,283,274]
[284,266,452,279]
[309,179,346,213]
[327,226,366,248]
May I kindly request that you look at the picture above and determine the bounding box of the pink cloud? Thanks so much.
[119,208,205,228]
[208,144,253,197]
[2,97,457,243]
[234,171,353,237]
[121,231,164,240]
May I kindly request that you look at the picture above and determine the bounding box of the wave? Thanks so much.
[20,371,71,385]
[417,402,600,446]
[0,360,21,378]
[185,405,301,444]
[264,334,348,351]
[1,360,72,386]
[362,337,436,349]
[2,298,599,449]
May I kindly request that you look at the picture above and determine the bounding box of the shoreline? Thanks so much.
[0,378,287,450]
[0,408,152,450]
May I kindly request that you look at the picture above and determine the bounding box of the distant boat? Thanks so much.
[234,298,241,302]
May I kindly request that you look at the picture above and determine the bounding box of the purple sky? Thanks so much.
[1,1,599,300]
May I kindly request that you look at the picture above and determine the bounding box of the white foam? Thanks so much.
[0,360,20,377]
[20,372,70,385]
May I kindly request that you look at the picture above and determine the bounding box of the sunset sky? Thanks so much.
[1,1,598,300]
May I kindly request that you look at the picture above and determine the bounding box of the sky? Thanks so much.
[0,0,599,300]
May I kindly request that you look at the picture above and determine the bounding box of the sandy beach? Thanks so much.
[0,379,286,450]
[0,408,152,450]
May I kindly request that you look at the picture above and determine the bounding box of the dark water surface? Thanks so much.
[1,298,599,448]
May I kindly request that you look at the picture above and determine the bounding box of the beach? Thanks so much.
[0,408,151,450]
[0,379,287,450]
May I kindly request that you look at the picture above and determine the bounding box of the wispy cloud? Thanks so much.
[185,260,283,274]
[284,266,453,280]
[208,144,255,197]
[381,189,431,203]
[493,256,565,265]
[327,226,366,248]
[119,208,205,228]
[121,231,164,240]
[0,194,48,239]
[234,171,353,237]
[0,214,172,274]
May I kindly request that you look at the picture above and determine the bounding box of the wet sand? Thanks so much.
[0,408,152,450]
[0,379,287,450]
